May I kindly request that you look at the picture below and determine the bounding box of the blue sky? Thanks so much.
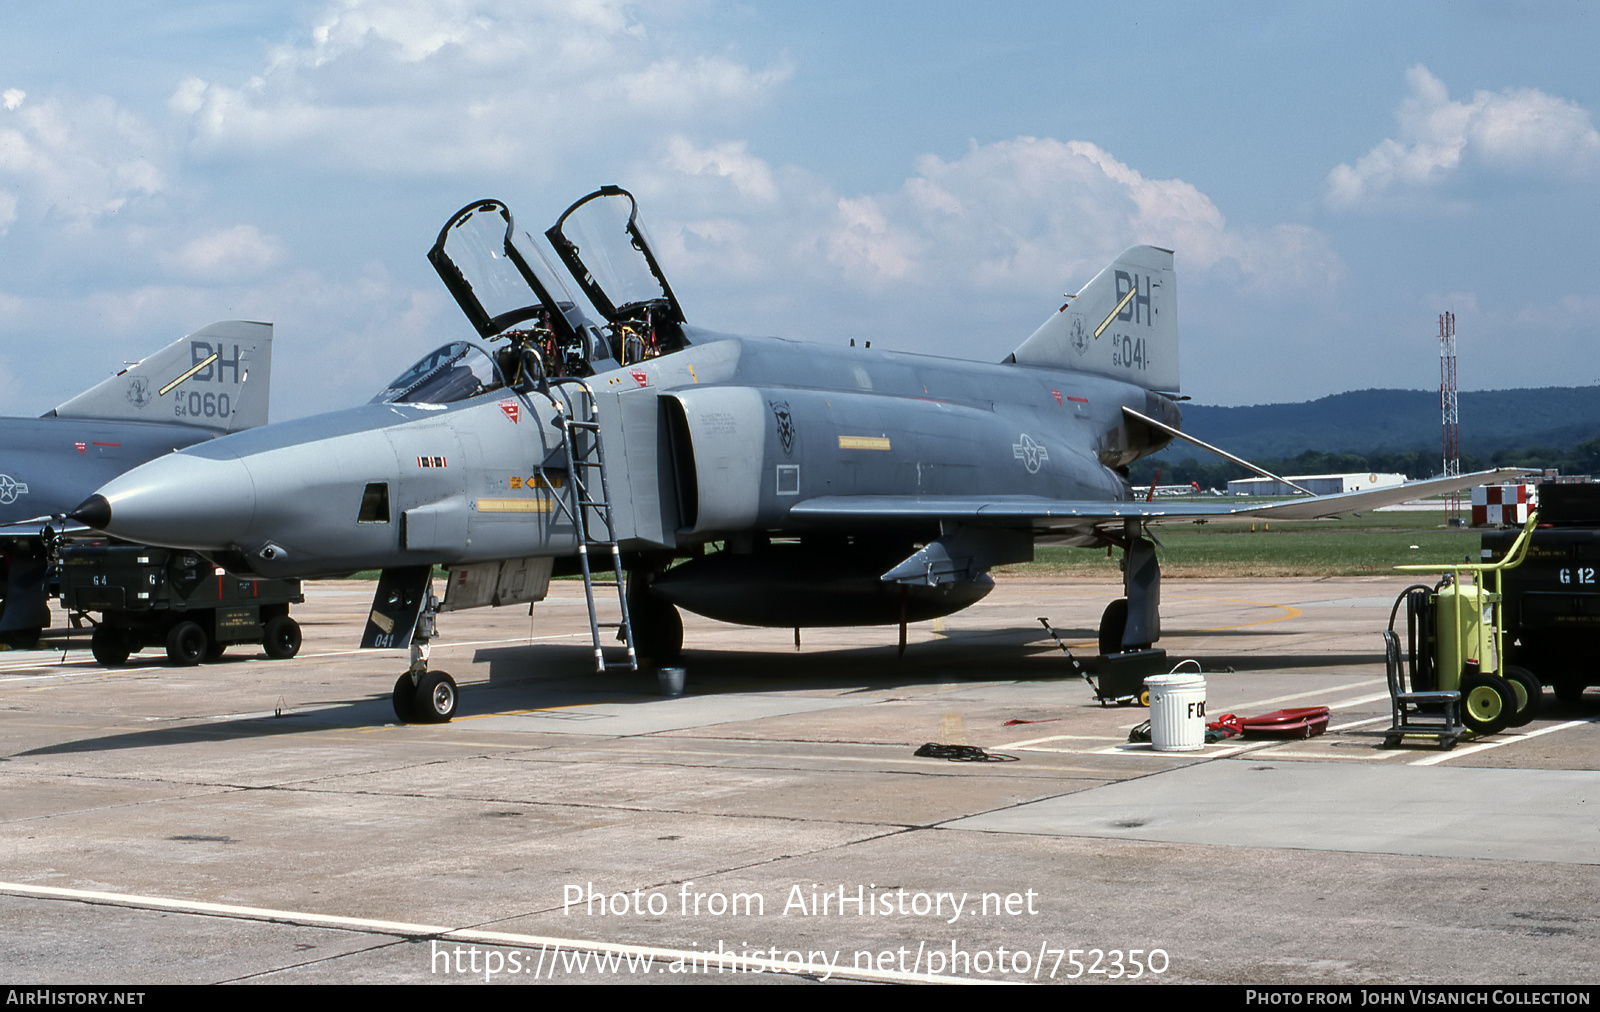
[1,1,1596,420]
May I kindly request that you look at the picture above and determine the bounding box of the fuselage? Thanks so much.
[86,329,1179,581]
[0,417,214,525]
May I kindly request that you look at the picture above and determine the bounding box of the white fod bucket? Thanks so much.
[1145,673,1206,751]
[658,667,686,696]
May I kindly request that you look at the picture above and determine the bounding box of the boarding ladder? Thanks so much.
[546,378,637,674]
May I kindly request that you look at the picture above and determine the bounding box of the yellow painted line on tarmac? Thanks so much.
[1049,595,1305,651]
[452,697,656,722]
[1180,596,1304,632]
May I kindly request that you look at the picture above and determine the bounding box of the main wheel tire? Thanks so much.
[4,627,41,650]
[263,615,302,660]
[1501,665,1542,728]
[91,626,132,667]
[632,598,683,666]
[392,672,418,723]
[1098,598,1129,656]
[1459,671,1513,736]
[412,671,458,723]
[165,621,208,667]
[1554,681,1586,705]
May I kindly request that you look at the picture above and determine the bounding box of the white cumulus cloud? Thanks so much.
[0,91,164,223]
[624,134,1341,365]
[174,224,284,280]
[1327,66,1600,208]
[171,0,791,177]
[819,137,1341,297]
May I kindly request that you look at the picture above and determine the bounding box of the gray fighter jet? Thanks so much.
[0,321,271,645]
[73,190,1515,720]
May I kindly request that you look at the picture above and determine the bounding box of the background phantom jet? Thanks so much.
[76,191,1514,720]
[0,322,272,646]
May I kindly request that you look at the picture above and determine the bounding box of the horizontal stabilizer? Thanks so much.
[51,321,273,434]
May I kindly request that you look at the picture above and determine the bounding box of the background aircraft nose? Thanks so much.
[85,452,258,550]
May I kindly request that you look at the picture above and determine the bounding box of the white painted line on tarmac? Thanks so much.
[1328,716,1389,731]
[995,733,1125,749]
[0,881,992,984]
[1252,747,1407,762]
[303,632,586,660]
[1326,691,1393,709]
[1230,679,1385,712]
[1409,717,1600,766]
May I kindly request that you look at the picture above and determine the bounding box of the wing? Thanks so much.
[789,467,1534,541]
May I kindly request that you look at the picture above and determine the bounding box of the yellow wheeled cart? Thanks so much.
[1379,514,1541,742]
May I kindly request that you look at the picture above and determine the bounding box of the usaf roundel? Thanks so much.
[0,474,30,504]
[1013,434,1048,474]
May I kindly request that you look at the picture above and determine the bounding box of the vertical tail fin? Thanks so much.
[1009,246,1177,393]
[50,321,273,434]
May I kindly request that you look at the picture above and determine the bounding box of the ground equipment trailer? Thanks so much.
[58,542,304,666]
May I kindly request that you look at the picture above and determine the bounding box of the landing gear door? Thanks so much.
[545,186,685,327]
[361,566,433,649]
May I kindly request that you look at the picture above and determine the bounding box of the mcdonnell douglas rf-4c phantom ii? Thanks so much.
[74,188,1517,722]
[0,322,271,647]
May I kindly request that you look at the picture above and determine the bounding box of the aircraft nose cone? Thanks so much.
[69,494,112,531]
[88,452,257,550]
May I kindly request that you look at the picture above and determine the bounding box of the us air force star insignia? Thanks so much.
[0,474,30,504]
[1013,434,1048,474]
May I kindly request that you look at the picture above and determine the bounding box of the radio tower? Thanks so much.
[1440,312,1461,523]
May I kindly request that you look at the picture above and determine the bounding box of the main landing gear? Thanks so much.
[1099,523,1162,657]
[627,572,682,666]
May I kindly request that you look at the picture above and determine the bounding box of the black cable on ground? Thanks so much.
[913,743,1019,762]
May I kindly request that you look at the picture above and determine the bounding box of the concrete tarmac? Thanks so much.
[2,574,1597,985]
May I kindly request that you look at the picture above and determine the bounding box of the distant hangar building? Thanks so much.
[1227,472,1407,497]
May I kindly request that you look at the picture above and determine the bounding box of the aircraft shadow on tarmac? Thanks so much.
[17,617,1403,759]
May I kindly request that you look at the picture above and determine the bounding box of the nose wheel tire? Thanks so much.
[392,673,418,723]
[411,671,457,723]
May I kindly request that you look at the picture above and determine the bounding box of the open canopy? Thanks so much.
[545,186,685,327]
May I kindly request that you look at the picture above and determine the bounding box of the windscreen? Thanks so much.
[372,342,503,405]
